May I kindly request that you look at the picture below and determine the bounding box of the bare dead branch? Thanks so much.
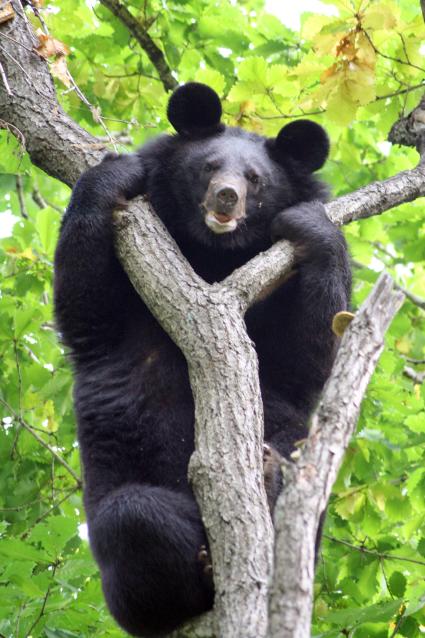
[403,366,425,384]
[0,58,11,94]
[268,274,405,638]
[15,173,28,218]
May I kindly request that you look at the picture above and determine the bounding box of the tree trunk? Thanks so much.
[0,4,422,636]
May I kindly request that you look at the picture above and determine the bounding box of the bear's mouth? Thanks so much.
[204,210,243,234]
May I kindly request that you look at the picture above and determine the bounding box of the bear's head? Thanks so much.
[165,82,329,249]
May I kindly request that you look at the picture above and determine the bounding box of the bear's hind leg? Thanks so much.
[87,484,214,637]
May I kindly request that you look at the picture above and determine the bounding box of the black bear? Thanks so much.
[54,82,351,637]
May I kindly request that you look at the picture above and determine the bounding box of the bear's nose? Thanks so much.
[217,187,238,207]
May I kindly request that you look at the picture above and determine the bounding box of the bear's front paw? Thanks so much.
[98,152,146,201]
[74,153,146,211]
[263,443,283,516]
[271,201,339,262]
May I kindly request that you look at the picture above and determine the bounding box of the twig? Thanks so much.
[0,497,43,512]
[0,398,82,487]
[403,366,425,383]
[352,260,425,311]
[31,186,62,212]
[20,485,80,539]
[25,562,59,637]
[255,108,325,121]
[0,117,26,148]
[0,59,12,95]
[376,82,425,101]
[323,535,425,567]
[13,0,34,40]
[0,30,35,53]
[64,68,118,151]
[0,43,52,100]
[403,357,425,364]
[363,29,425,74]
[389,608,407,638]
[26,0,50,35]
[15,174,28,218]
[98,0,177,92]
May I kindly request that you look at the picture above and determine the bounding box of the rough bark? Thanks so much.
[0,3,102,185]
[114,205,273,638]
[388,93,425,156]
[0,4,423,638]
[268,274,404,638]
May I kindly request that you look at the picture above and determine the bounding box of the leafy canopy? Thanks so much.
[0,0,424,636]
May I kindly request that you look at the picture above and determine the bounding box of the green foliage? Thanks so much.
[1,0,425,635]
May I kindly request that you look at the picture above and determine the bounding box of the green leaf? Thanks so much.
[0,538,51,563]
[325,599,403,626]
[388,571,407,598]
[36,208,61,259]
[45,629,81,638]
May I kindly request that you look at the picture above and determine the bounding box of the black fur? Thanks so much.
[269,119,330,172]
[54,83,351,637]
[167,81,224,137]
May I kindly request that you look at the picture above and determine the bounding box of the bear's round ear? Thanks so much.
[269,120,329,172]
[167,82,223,137]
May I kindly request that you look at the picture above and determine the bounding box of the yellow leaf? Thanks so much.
[335,32,357,60]
[20,247,36,261]
[327,81,358,126]
[43,399,58,433]
[6,247,36,261]
[302,14,328,39]
[332,311,355,336]
[395,336,411,354]
[355,31,376,68]
[266,65,299,98]
[320,63,338,84]
[362,3,398,31]
[370,486,386,512]
[35,30,69,60]
[346,62,376,104]
[50,56,71,88]
[335,490,366,519]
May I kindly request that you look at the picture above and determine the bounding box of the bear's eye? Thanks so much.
[204,162,217,173]
[247,172,260,185]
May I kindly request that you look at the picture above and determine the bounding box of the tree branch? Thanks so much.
[98,0,178,92]
[0,3,103,184]
[268,274,404,638]
[389,93,425,155]
[0,398,82,489]
[0,6,423,638]
[323,534,425,567]
[114,205,274,638]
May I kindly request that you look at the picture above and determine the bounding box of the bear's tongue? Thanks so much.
[213,212,232,223]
